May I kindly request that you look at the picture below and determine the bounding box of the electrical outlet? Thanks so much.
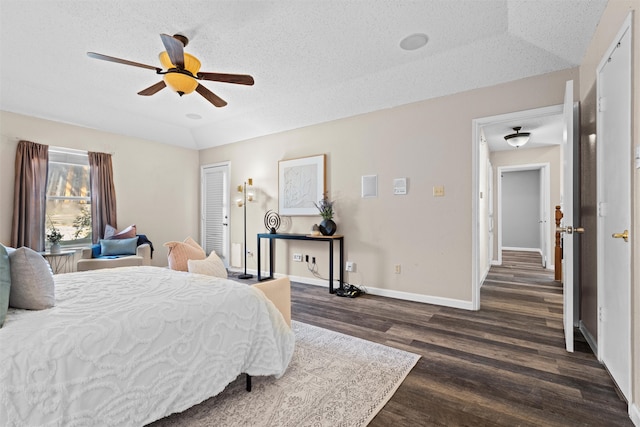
[345,261,355,272]
[293,253,303,262]
[394,264,401,274]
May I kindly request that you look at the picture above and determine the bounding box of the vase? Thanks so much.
[319,219,337,236]
[50,243,61,254]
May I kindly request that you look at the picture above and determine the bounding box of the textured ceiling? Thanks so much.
[0,0,606,150]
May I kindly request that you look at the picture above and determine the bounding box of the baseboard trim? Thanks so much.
[502,247,542,254]
[365,287,474,310]
[480,265,490,286]
[578,321,598,356]
[240,270,474,310]
[630,403,639,426]
[290,274,473,310]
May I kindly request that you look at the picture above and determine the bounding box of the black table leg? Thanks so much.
[269,239,275,279]
[339,237,344,291]
[329,240,334,293]
[257,235,262,281]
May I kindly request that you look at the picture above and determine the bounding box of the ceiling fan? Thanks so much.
[87,33,254,107]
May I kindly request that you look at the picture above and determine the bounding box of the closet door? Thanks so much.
[201,163,230,266]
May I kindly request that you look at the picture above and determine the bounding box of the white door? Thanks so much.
[560,80,577,353]
[597,18,631,401]
[201,163,230,266]
[488,161,494,265]
[538,168,547,268]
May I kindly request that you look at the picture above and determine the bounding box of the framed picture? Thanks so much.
[278,154,326,216]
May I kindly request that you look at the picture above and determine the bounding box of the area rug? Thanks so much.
[151,321,420,426]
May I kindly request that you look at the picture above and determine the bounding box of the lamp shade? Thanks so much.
[159,51,201,74]
[159,51,201,95]
[504,127,531,148]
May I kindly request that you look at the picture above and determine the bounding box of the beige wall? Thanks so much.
[490,146,561,264]
[0,111,200,266]
[579,0,639,418]
[199,67,578,306]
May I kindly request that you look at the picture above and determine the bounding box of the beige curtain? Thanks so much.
[89,152,117,243]
[11,140,49,250]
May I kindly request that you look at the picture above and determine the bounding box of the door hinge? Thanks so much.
[598,202,608,217]
[598,97,606,112]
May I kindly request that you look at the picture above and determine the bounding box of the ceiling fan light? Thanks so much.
[158,51,202,75]
[163,72,198,95]
[505,135,530,147]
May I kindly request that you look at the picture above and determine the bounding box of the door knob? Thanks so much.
[556,226,585,235]
[612,229,629,242]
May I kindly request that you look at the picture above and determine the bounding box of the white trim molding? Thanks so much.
[248,272,475,311]
[630,403,639,426]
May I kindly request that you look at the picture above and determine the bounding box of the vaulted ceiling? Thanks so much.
[0,1,607,150]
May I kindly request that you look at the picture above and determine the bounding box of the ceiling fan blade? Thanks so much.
[160,33,184,69]
[197,72,255,86]
[137,81,166,96]
[87,52,161,72]
[195,84,227,107]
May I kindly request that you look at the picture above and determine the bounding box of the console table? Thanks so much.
[257,233,344,293]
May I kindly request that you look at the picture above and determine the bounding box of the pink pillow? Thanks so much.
[164,237,206,271]
[105,224,137,239]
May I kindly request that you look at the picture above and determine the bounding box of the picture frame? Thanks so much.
[278,154,326,216]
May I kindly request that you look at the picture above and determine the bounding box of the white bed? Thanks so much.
[0,266,295,426]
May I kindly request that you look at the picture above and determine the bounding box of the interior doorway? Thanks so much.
[497,165,550,268]
[201,162,231,266]
[472,104,564,310]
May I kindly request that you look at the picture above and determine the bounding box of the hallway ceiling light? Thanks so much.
[504,126,531,148]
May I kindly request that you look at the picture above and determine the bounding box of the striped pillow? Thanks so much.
[164,237,205,271]
[188,251,228,278]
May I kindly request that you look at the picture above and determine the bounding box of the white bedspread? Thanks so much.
[0,266,295,426]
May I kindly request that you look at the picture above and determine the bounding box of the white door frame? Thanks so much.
[472,104,562,310]
[496,164,550,266]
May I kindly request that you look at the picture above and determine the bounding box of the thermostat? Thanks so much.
[393,178,407,195]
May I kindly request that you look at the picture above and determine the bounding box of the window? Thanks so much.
[46,147,92,245]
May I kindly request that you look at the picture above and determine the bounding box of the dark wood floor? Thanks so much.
[284,251,631,426]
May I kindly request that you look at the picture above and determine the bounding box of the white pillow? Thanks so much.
[8,247,55,310]
[188,251,228,278]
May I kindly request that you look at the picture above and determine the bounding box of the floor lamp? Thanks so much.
[237,178,254,279]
